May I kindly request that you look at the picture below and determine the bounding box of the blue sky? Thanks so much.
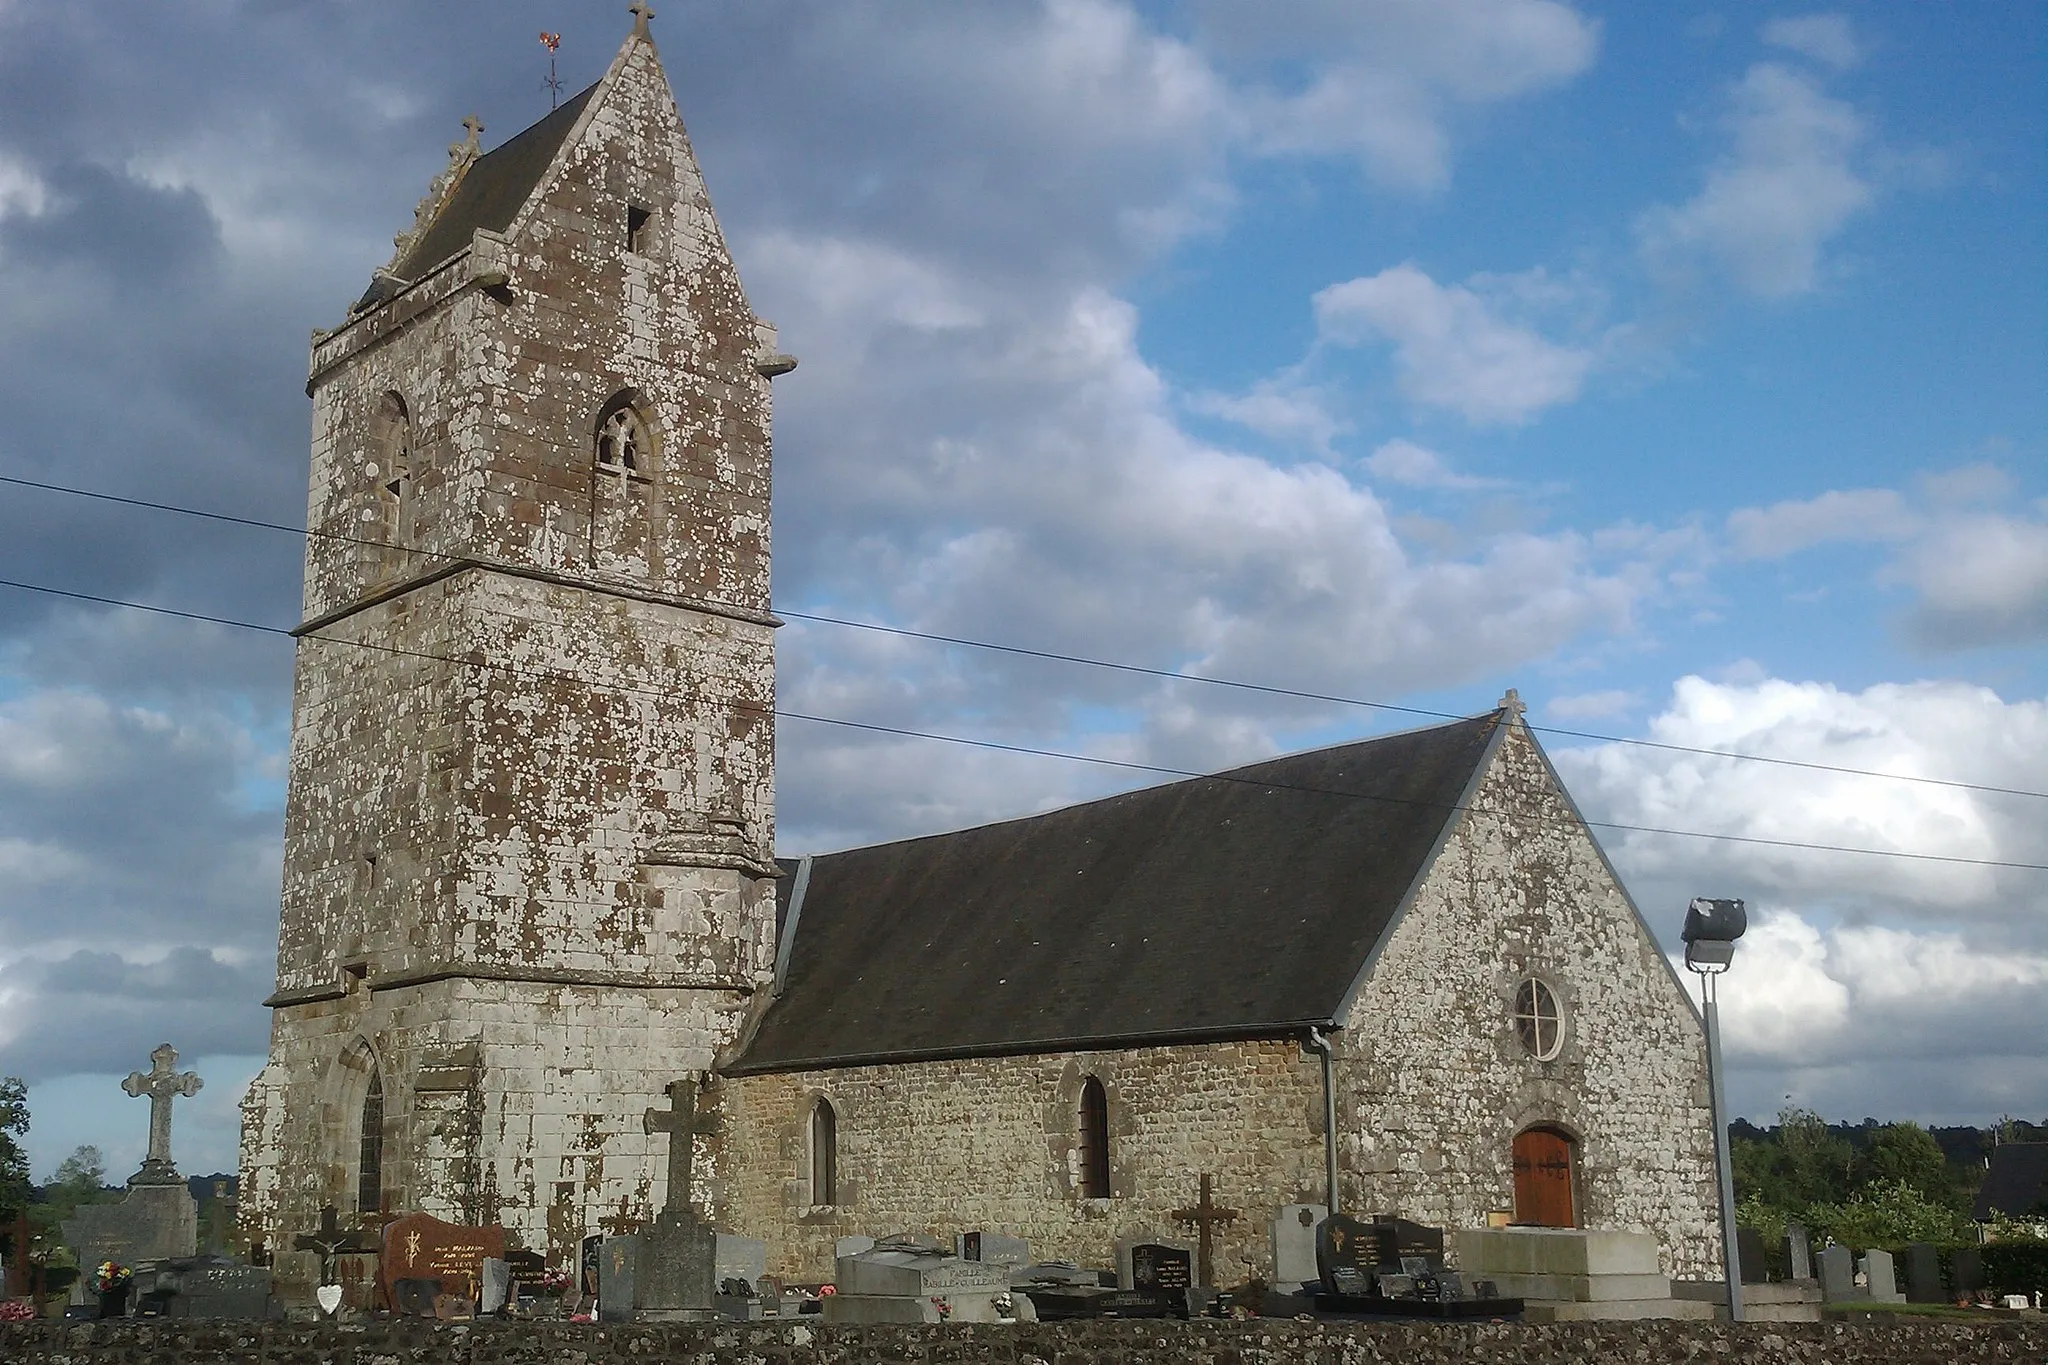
[0,2,2042,1181]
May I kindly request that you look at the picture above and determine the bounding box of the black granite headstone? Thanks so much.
[1367,1217,1443,1266]
[1736,1226,1770,1283]
[1903,1243,1943,1304]
[1129,1242,1192,1293]
[1315,1213,1384,1297]
[1951,1246,1983,1296]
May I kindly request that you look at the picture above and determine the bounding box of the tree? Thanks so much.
[38,1145,113,1227]
[0,1077,29,1219]
[1856,1122,1951,1203]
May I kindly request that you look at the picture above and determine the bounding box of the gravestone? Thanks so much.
[1951,1246,1984,1296]
[1903,1243,1943,1304]
[64,1050,208,1272]
[1783,1223,1813,1280]
[390,1278,441,1317]
[1367,1215,1444,1265]
[715,1234,767,1288]
[580,1232,604,1302]
[1817,1244,1857,1303]
[633,1078,719,1319]
[827,1238,1011,1323]
[378,1212,506,1309]
[834,1234,875,1261]
[597,1235,640,1323]
[1736,1225,1769,1283]
[1013,1260,1097,1288]
[1860,1248,1903,1303]
[1118,1239,1194,1295]
[957,1230,1030,1268]
[156,1257,272,1319]
[1271,1204,1326,1288]
[479,1258,511,1315]
[1314,1213,1385,1299]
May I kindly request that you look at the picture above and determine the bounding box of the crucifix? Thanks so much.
[121,1042,203,1183]
[293,1205,374,1287]
[643,1076,717,1220]
[1170,1173,1239,1290]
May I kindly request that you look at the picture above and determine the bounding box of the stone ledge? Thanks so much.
[3,1316,2044,1364]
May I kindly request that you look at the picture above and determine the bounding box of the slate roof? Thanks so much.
[1975,1143,2048,1221]
[355,83,599,311]
[730,711,1505,1074]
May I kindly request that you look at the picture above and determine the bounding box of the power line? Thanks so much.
[1,572,2044,874]
[3,469,2042,803]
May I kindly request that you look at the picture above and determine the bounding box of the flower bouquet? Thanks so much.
[538,1265,573,1295]
[92,1261,133,1319]
[0,1299,37,1322]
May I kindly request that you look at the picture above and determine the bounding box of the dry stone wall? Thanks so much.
[6,1318,2044,1365]
[1342,721,1718,1277]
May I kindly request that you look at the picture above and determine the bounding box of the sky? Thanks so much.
[0,1,2041,1182]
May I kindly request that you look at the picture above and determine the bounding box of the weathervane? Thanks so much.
[540,32,563,110]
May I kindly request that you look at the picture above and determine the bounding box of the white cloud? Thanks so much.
[1762,14,1863,71]
[1197,0,1600,191]
[1363,438,1499,490]
[1639,60,1873,297]
[1896,509,2048,651]
[1187,376,1345,452]
[1314,264,1594,424]
[1726,487,1918,559]
[0,148,46,220]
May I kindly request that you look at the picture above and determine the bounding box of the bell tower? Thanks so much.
[240,12,794,1281]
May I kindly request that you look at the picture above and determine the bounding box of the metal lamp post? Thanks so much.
[1683,896,1747,1323]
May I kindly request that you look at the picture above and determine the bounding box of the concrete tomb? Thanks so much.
[1271,1204,1327,1289]
[1454,1227,1708,1322]
[956,1230,1030,1268]
[825,1236,1012,1324]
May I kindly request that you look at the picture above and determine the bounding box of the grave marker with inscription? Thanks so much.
[377,1211,506,1310]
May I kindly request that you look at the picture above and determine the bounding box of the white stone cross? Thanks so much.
[122,1042,202,1183]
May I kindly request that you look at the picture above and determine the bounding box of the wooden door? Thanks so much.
[1513,1128,1577,1227]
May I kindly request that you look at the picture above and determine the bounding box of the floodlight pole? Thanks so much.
[1699,968,1743,1323]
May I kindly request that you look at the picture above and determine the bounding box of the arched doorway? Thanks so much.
[1512,1127,1577,1227]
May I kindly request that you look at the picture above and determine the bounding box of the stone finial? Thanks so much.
[630,1,655,38]
[122,1042,203,1185]
[1498,688,1527,720]
[461,114,485,151]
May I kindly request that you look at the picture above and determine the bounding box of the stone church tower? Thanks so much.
[240,13,792,1275]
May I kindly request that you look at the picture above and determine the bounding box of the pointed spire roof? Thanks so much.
[353,81,600,312]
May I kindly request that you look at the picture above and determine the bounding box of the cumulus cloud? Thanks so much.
[1726,487,1918,559]
[1762,14,1864,71]
[1894,510,2048,651]
[1195,0,1599,191]
[1639,57,1873,297]
[1314,264,1595,424]
[1187,377,1345,453]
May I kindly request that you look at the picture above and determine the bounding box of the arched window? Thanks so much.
[372,392,412,544]
[1513,978,1563,1060]
[357,1068,385,1215]
[590,393,655,572]
[1078,1076,1111,1199]
[809,1097,837,1206]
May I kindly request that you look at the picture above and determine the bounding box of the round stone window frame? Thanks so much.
[1513,976,1565,1061]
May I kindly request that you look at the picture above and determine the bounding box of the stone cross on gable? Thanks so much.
[644,1077,717,1219]
[1498,687,1527,720]
[1171,1173,1239,1290]
[122,1042,202,1184]
[630,1,655,38]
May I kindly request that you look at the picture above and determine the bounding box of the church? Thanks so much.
[237,13,1721,1293]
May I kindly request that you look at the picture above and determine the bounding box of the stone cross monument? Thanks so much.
[643,1077,716,1217]
[123,1043,203,1185]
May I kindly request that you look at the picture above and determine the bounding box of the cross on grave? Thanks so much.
[644,1076,718,1218]
[629,1,655,39]
[1171,1173,1239,1291]
[293,1204,374,1287]
[121,1042,202,1183]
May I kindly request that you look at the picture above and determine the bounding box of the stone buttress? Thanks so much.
[238,19,792,1289]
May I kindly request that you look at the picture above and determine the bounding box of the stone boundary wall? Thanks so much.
[4,1318,2044,1364]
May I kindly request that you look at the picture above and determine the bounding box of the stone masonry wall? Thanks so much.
[724,1041,1329,1282]
[6,1318,2044,1365]
[243,28,783,1280]
[1341,720,1719,1277]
